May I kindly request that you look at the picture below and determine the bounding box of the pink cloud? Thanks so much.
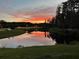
[12,7,55,18]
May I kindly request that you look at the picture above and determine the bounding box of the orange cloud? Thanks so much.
[12,14,53,23]
[21,16,53,23]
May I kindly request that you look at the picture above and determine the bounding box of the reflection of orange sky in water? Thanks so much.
[15,16,53,23]
[15,31,51,43]
[30,31,52,42]
[31,31,49,37]
[0,31,55,48]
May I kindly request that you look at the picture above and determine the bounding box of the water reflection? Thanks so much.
[0,31,56,48]
[0,30,78,48]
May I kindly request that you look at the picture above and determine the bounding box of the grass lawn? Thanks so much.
[0,45,79,59]
[0,28,26,39]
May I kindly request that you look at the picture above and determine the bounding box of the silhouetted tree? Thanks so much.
[50,0,79,44]
[55,0,79,29]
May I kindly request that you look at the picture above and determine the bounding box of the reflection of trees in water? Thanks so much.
[26,30,79,45]
[49,31,79,44]
[49,32,65,44]
[26,28,49,34]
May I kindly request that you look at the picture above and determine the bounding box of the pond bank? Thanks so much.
[0,28,26,39]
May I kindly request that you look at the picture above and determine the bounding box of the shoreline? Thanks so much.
[0,28,26,39]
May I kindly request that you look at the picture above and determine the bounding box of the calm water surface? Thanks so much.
[0,31,56,48]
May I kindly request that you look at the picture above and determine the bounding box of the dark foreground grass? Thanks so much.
[0,28,26,39]
[0,45,79,59]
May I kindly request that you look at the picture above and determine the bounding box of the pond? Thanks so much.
[0,31,56,48]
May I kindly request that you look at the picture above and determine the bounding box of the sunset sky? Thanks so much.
[0,0,67,23]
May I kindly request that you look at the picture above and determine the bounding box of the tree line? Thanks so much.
[0,20,52,29]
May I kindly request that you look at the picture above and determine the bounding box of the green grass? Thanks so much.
[0,45,79,59]
[0,28,26,39]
